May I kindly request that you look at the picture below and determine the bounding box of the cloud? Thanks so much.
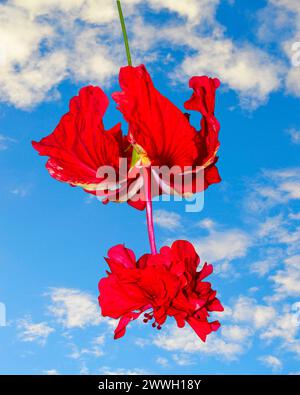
[269,255,300,300]
[154,324,248,361]
[260,302,300,344]
[0,134,17,151]
[259,355,283,372]
[246,168,300,212]
[221,325,253,342]
[258,0,300,98]
[192,226,252,275]
[172,354,195,366]
[0,1,119,109]
[250,256,280,277]
[289,212,300,220]
[198,218,216,230]
[43,369,60,375]
[18,317,54,345]
[9,186,30,198]
[286,128,300,144]
[0,0,286,109]
[47,288,102,329]
[99,367,149,375]
[153,210,181,230]
[245,170,300,278]
[156,356,169,368]
[68,335,105,359]
[230,296,276,329]
[147,0,219,23]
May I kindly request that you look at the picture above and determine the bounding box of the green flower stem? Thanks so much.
[116,0,132,66]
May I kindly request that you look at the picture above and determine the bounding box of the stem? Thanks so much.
[144,168,157,255]
[116,0,132,66]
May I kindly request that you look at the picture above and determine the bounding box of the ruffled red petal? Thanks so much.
[184,76,220,116]
[184,76,221,169]
[187,316,221,342]
[114,310,147,340]
[98,275,148,319]
[32,86,123,189]
[112,65,199,168]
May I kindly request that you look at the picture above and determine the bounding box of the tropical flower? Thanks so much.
[32,65,221,210]
[98,240,223,341]
[113,65,221,206]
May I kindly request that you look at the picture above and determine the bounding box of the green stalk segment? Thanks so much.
[116,0,132,66]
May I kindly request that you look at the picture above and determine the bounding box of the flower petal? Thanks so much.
[170,240,200,275]
[184,75,221,169]
[187,316,221,342]
[98,275,148,319]
[32,86,123,190]
[208,298,224,312]
[112,65,198,168]
[106,244,136,271]
[198,262,213,281]
[114,310,146,340]
[185,76,220,117]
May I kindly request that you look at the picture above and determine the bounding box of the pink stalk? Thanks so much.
[144,167,157,255]
[116,1,157,254]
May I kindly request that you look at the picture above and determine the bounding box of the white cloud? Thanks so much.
[69,335,105,359]
[153,210,181,230]
[48,288,102,329]
[156,356,169,368]
[260,302,300,343]
[269,255,300,300]
[259,355,283,372]
[289,212,300,220]
[258,0,300,98]
[198,218,216,230]
[99,367,149,375]
[154,324,247,361]
[246,168,300,212]
[257,215,284,238]
[147,0,219,23]
[18,317,54,345]
[0,0,286,109]
[0,1,119,109]
[0,134,17,151]
[193,227,252,266]
[43,369,60,375]
[172,354,195,366]
[251,258,277,277]
[230,296,276,329]
[286,128,300,144]
[221,325,253,342]
[9,186,30,198]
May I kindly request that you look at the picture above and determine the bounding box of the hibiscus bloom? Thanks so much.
[113,65,221,204]
[98,240,223,341]
[32,65,221,210]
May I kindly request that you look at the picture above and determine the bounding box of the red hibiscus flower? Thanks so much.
[32,65,221,210]
[98,240,223,341]
[112,65,221,207]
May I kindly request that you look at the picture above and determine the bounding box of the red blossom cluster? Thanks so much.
[33,2,223,343]
[99,240,223,341]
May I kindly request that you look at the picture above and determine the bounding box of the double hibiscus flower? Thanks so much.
[33,64,224,342]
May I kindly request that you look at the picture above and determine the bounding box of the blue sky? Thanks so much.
[0,0,300,375]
